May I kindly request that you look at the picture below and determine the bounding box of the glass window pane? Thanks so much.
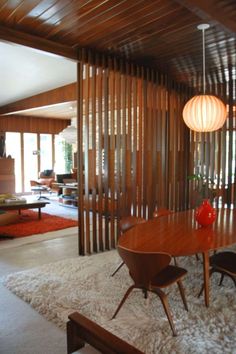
[24,133,38,191]
[54,135,71,173]
[5,132,22,193]
[40,134,52,171]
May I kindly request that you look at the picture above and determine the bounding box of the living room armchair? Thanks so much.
[30,170,56,191]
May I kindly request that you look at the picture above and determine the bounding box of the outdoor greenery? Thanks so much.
[188,173,217,206]
[62,141,73,173]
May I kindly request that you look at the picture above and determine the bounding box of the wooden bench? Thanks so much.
[67,312,143,354]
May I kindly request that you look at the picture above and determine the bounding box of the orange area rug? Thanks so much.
[0,210,78,238]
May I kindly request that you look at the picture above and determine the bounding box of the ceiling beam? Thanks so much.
[175,0,236,36]
[0,83,77,115]
[0,25,78,60]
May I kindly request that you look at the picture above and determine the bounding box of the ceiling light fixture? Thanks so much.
[59,117,77,144]
[183,24,227,132]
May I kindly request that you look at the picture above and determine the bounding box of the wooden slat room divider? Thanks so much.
[77,49,191,255]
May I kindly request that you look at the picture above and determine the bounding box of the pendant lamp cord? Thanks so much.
[202,28,206,94]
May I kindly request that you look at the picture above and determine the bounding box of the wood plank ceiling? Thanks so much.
[0,0,235,118]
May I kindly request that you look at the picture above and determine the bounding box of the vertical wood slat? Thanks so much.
[163,74,169,208]
[168,81,174,210]
[182,86,191,211]
[137,67,143,217]
[221,82,227,203]
[152,70,157,214]
[215,82,221,207]
[115,57,121,233]
[146,69,153,218]
[173,83,178,210]
[233,77,236,208]
[142,66,148,218]
[108,57,115,248]
[121,60,127,216]
[103,56,110,250]
[132,64,138,217]
[126,62,132,215]
[176,83,181,210]
[97,58,104,252]
[84,54,90,254]
[156,74,163,208]
[91,53,97,253]
[227,74,233,206]
[77,60,85,255]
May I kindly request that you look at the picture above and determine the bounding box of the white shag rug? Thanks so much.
[2,249,236,354]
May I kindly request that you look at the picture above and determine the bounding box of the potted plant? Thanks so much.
[188,173,217,206]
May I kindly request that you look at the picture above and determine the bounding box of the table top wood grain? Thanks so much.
[119,208,236,256]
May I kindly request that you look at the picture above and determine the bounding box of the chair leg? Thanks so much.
[177,280,188,311]
[112,285,135,319]
[219,273,224,286]
[152,288,177,337]
[142,289,148,299]
[198,268,214,298]
[195,253,200,261]
[173,257,178,266]
[111,261,125,277]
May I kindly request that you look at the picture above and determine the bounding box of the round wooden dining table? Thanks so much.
[119,208,236,307]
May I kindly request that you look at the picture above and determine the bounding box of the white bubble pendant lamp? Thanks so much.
[183,24,227,132]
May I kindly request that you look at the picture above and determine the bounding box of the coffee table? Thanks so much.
[0,200,49,220]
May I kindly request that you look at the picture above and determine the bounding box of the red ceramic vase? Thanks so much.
[195,199,216,227]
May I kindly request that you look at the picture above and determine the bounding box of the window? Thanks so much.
[24,133,38,191]
[54,135,67,173]
[6,132,72,193]
[5,132,22,193]
[40,134,52,171]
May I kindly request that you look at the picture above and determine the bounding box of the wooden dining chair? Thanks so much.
[111,216,146,277]
[210,251,236,286]
[198,251,236,297]
[152,207,174,218]
[112,247,188,336]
